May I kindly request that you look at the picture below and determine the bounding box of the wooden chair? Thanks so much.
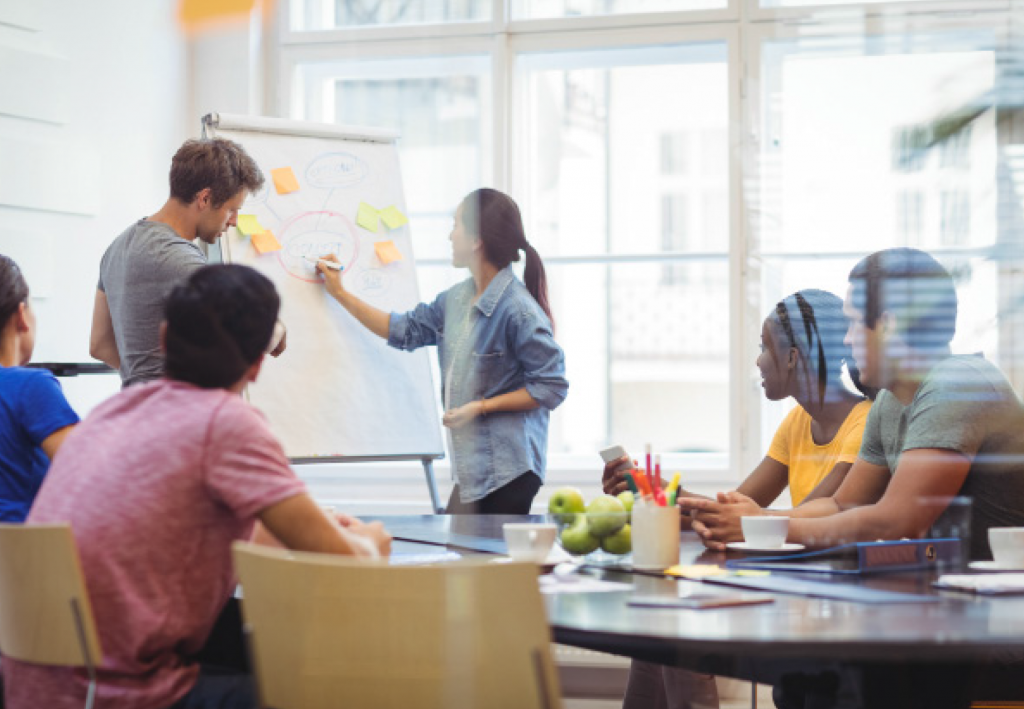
[232,542,563,709]
[0,523,102,709]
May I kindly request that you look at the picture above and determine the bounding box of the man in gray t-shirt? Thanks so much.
[860,353,1024,559]
[91,138,276,387]
[96,220,207,387]
[686,248,1024,561]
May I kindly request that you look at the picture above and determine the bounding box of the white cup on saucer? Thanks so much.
[741,516,789,549]
[988,527,1024,568]
[503,523,557,563]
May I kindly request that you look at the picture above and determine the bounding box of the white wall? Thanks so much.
[0,0,188,366]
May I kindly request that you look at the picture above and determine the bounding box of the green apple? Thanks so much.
[585,495,628,538]
[600,523,632,555]
[617,491,635,513]
[560,515,600,555]
[548,487,586,519]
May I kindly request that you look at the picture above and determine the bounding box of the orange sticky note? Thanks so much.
[252,230,282,254]
[179,0,255,28]
[374,240,403,265]
[379,205,409,230]
[271,167,299,195]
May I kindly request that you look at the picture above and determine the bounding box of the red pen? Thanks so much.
[644,444,656,497]
[654,454,667,507]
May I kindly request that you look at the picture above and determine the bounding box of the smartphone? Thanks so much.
[599,445,630,464]
[628,594,774,610]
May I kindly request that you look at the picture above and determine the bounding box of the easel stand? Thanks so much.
[290,454,445,514]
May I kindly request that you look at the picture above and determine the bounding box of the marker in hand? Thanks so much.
[305,256,343,271]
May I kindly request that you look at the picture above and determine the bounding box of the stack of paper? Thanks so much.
[935,573,1024,595]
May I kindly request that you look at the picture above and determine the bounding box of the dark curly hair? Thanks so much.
[163,265,279,389]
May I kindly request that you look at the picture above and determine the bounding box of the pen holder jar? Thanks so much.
[632,503,681,570]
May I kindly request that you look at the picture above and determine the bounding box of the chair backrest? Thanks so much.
[233,542,563,709]
[0,523,101,666]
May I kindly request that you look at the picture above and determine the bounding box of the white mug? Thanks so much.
[503,523,557,563]
[632,504,681,570]
[741,516,789,549]
[988,527,1024,567]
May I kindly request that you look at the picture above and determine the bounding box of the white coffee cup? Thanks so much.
[503,523,557,563]
[632,504,681,570]
[741,516,789,549]
[988,527,1024,567]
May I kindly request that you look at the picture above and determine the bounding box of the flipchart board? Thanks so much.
[202,113,445,508]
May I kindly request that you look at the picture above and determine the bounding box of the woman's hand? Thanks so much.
[316,254,347,302]
[679,491,764,551]
[602,455,632,495]
[443,401,485,429]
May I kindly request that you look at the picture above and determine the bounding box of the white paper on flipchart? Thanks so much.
[208,118,443,460]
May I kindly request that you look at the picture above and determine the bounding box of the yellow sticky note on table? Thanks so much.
[374,240,403,265]
[356,202,380,232]
[237,214,264,236]
[251,230,282,255]
[664,564,727,579]
[271,167,299,195]
[379,205,409,230]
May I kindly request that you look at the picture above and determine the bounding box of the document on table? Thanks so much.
[538,575,632,595]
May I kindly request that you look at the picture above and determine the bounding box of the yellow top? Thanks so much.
[767,400,872,506]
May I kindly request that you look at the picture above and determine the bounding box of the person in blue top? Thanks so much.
[317,188,568,514]
[0,255,79,521]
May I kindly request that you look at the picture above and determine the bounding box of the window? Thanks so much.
[290,0,491,30]
[279,0,1020,489]
[754,22,1003,451]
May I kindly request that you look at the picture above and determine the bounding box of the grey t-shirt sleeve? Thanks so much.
[902,359,1002,461]
[857,394,888,466]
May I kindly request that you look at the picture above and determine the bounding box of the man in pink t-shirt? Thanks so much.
[4,265,391,709]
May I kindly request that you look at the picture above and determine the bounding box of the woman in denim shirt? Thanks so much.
[317,188,568,514]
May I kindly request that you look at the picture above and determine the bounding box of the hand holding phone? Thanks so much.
[599,445,632,495]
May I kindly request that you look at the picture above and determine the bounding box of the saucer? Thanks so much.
[969,560,1024,572]
[726,542,805,554]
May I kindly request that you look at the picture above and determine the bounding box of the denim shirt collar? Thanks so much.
[474,265,516,318]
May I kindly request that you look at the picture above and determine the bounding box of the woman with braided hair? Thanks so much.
[605,289,872,511]
[606,289,874,709]
[317,188,567,514]
[0,254,78,521]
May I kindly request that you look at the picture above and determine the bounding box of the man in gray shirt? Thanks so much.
[91,138,284,387]
[686,247,1024,557]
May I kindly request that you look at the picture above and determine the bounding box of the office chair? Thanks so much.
[233,542,563,709]
[0,523,102,709]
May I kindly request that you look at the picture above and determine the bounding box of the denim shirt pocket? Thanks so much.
[471,350,506,397]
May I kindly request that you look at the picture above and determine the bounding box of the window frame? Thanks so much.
[273,0,1021,489]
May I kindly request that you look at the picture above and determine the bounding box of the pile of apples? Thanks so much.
[547,488,635,556]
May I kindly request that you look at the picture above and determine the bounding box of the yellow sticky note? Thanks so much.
[271,167,300,195]
[237,214,264,236]
[357,202,379,232]
[664,564,726,579]
[374,240,403,265]
[379,205,409,230]
[251,230,282,255]
[733,570,771,577]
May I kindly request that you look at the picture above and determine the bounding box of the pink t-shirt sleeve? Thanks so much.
[203,397,307,519]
